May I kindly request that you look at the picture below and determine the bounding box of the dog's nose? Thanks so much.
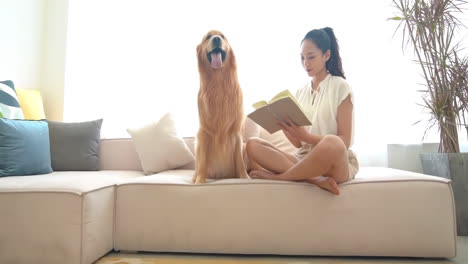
[212,36,221,47]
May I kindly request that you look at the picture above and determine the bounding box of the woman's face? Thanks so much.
[301,39,330,77]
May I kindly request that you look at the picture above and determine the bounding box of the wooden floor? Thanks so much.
[94,236,467,264]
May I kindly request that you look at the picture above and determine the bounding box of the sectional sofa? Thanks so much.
[0,136,458,264]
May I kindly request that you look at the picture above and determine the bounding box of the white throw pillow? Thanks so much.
[259,127,298,156]
[127,113,194,175]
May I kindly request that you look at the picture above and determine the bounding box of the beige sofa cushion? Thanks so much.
[0,171,144,264]
[115,167,456,258]
[0,171,143,193]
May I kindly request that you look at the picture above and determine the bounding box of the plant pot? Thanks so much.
[420,153,468,236]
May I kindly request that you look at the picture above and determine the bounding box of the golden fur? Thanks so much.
[193,30,249,183]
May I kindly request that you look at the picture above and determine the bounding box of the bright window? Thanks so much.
[65,0,465,165]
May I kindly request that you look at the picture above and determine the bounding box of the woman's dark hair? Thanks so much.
[302,27,345,79]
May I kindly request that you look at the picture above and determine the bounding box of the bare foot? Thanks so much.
[249,169,278,180]
[306,176,340,195]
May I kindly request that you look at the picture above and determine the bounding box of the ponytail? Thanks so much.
[302,27,345,79]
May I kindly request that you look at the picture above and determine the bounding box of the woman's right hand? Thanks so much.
[282,128,303,148]
[278,116,310,144]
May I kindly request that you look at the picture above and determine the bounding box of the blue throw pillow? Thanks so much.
[0,80,25,119]
[0,119,52,176]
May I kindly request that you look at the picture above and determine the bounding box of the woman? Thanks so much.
[246,27,359,195]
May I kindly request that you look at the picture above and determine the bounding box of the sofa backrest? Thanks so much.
[99,137,196,171]
[98,119,296,172]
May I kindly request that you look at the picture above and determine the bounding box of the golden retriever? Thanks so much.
[193,30,249,184]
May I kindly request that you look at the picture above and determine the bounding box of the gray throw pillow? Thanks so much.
[47,119,103,171]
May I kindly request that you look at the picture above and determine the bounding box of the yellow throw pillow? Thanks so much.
[16,88,46,120]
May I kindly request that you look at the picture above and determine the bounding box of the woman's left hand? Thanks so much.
[277,116,310,143]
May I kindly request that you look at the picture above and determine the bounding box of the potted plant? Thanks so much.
[390,0,468,235]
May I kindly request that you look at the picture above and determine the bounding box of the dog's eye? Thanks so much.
[205,35,212,41]
[220,35,225,39]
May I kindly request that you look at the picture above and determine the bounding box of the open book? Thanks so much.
[247,90,311,134]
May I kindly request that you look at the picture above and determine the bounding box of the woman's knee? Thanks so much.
[245,137,263,156]
[322,135,345,147]
[320,136,349,182]
[319,135,346,156]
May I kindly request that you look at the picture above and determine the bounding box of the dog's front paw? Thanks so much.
[239,172,250,179]
[194,177,206,184]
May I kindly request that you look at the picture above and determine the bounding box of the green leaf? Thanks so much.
[0,112,3,118]
[388,16,404,20]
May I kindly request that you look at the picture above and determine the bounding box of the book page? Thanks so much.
[247,89,311,134]
[268,97,311,127]
[252,101,268,109]
[247,106,283,134]
[268,90,292,104]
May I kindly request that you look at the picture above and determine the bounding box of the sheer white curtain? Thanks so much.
[64,0,456,166]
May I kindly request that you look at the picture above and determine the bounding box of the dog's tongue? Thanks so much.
[211,52,222,69]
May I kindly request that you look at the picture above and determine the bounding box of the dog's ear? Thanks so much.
[196,44,202,60]
[196,44,207,72]
[228,48,237,70]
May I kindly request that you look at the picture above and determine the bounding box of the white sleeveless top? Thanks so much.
[295,73,355,154]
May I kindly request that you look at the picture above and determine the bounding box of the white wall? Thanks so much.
[0,0,68,121]
[0,0,45,90]
[41,0,69,121]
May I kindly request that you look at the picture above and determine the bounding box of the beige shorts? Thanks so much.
[347,149,359,181]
